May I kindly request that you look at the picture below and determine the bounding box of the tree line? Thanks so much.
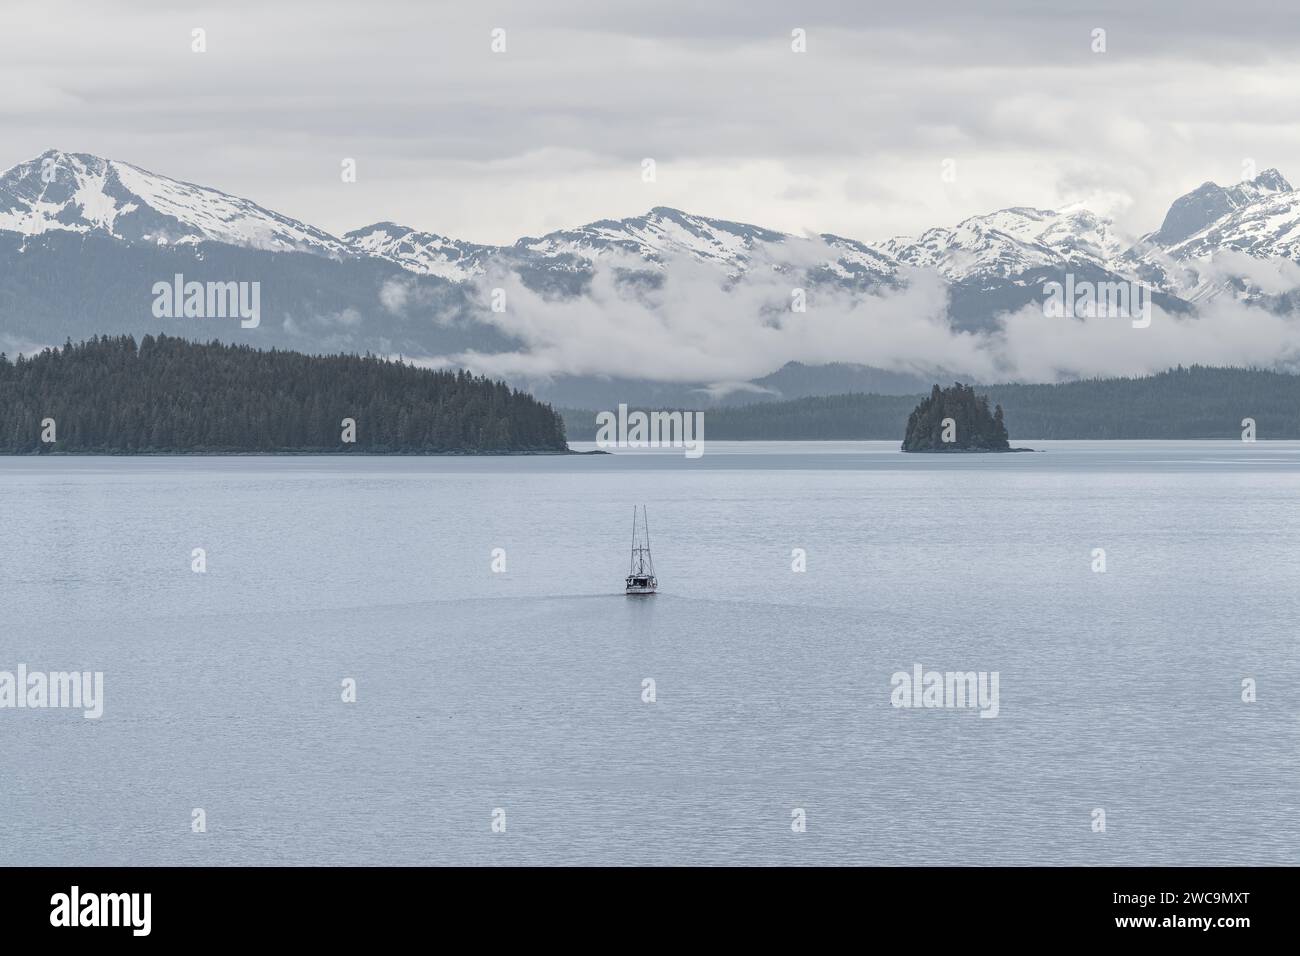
[562,366,1300,440]
[0,334,569,453]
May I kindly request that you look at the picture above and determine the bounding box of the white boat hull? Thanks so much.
[626,574,657,595]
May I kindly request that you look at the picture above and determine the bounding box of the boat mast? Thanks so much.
[629,506,655,578]
[642,506,655,577]
[629,506,638,575]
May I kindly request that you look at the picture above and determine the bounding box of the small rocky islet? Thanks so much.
[902,383,1031,452]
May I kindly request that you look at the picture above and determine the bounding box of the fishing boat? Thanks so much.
[625,506,658,595]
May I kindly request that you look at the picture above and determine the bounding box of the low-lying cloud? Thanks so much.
[436,256,1300,386]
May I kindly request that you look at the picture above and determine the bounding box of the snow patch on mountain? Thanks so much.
[0,150,348,255]
[877,205,1129,282]
[344,222,498,280]
[515,206,789,271]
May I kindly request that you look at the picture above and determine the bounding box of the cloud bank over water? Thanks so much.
[439,258,1300,386]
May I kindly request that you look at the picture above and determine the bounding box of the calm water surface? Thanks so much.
[1,441,1297,865]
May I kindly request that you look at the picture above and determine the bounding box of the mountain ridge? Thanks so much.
[0,149,349,255]
[6,150,1300,402]
[7,149,1299,294]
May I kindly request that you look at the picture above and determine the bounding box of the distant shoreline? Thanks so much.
[560,367,1297,442]
[903,447,1039,453]
[1,448,602,457]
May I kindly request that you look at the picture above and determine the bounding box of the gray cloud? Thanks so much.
[430,255,1300,386]
[1,0,1297,249]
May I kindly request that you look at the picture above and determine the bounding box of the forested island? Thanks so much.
[902,383,1011,451]
[561,367,1300,441]
[0,335,569,454]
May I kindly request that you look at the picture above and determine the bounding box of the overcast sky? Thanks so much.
[4,0,1300,246]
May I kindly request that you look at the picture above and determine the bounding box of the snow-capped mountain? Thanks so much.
[515,206,788,269]
[1169,187,1300,263]
[343,222,501,280]
[1126,169,1299,299]
[877,205,1127,283]
[6,147,1300,356]
[513,206,904,285]
[1154,171,1300,265]
[0,149,348,255]
[7,147,1300,401]
[802,233,901,282]
[1144,169,1292,250]
[352,202,1131,291]
[349,205,901,286]
[9,148,1300,296]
